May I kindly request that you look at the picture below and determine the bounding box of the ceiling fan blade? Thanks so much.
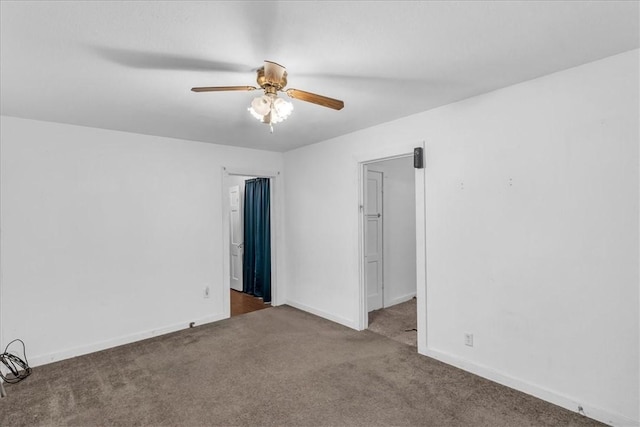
[191,86,257,92]
[264,60,286,85]
[286,89,344,110]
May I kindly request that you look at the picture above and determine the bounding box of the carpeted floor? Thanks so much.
[0,305,603,426]
[367,297,417,347]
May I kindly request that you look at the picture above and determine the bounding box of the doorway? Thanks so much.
[227,175,272,317]
[357,143,426,353]
[222,168,280,319]
[363,156,417,345]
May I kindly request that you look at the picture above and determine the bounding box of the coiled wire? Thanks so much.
[0,339,32,384]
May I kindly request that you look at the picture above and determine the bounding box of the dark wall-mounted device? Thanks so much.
[414,147,424,169]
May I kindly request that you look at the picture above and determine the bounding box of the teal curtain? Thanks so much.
[243,178,271,302]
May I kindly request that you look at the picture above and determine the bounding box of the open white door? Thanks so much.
[229,185,243,292]
[365,169,384,311]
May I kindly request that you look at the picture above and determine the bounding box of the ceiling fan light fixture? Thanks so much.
[247,94,293,128]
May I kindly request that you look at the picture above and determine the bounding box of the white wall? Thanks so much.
[284,49,639,426]
[369,157,416,308]
[0,117,283,366]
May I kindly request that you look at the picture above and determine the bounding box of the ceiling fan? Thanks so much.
[191,60,344,132]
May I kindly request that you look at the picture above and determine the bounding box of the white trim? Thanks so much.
[285,300,358,330]
[364,153,416,165]
[0,129,4,358]
[357,164,367,331]
[220,167,232,319]
[424,348,638,427]
[221,167,282,311]
[28,313,227,367]
[415,151,427,354]
[223,168,279,179]
[384,292,416,309]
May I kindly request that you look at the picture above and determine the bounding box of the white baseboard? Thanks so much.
[422,347,638,427]
[384,292,416,308]
[285,299,358,330]
[29,312,228,367]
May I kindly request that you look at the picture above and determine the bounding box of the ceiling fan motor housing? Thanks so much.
[257,61,288,90]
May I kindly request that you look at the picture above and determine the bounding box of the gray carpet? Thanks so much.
[0,305,603,426]
[368,298,417,347]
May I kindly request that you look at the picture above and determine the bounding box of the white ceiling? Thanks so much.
[1,1,638,152]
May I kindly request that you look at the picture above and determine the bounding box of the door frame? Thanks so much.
[357,141,426,353]
[221,167,281,319]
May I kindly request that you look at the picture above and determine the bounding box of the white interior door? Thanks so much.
[365,169,384,311]
[229,185,243,292]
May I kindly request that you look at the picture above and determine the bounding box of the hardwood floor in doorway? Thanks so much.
[231,290,271,316]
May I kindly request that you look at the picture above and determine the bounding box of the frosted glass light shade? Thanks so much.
[251,95,271,116]
[248,106,265,121]
[272,97,293,122]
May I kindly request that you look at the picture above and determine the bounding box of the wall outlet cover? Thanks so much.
[464,333,474,347]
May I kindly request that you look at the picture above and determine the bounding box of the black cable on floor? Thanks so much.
[0,339,32,384]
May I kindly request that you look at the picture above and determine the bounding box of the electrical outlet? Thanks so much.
[203,285,210,299]
[464,333,474,347]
